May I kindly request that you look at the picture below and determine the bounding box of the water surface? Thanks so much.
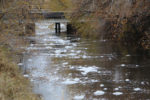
[21,20,150,100]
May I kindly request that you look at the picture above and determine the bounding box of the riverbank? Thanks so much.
[0,35,41,100]
[68,0,150,50]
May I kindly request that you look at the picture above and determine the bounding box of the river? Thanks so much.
[20,20,150,100]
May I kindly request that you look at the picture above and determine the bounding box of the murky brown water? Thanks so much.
[20,20,150,100]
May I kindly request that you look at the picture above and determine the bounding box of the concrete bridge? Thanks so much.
[27,9,74,35]
[0,9,93,35]
[0,9,74,35]
[29,9,72,19]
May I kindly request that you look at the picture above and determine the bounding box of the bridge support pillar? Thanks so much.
[55,23,61,34]
[67,23,76,34]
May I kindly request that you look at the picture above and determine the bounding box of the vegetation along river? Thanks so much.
[20,20,150,100]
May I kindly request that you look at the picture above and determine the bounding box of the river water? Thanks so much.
[21,20,150,100]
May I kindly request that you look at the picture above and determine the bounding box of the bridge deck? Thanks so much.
[29,9,72,19]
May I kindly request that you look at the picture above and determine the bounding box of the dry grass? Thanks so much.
[0,1,42,100]
[0,46,41,100]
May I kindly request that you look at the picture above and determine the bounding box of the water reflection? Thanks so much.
[22,20,150,100]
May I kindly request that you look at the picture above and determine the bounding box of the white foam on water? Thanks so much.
[76,56,81,58]
[108,57,112,60]
[125,79,130,82]
[141,82,145,85]
[65,46,73,49]
[76,50,81,54]
[72,43,77,47]
[28,59,32,62]
[27,47,45,50]
[68,73,72,76]
[100,56,104,58]
[73,95,85,100]
[94,90,105,96]
[114,88,119,91]
[69,66,75,69]
[18,63,23,66]
[126,54,131,57]
[91,80,98,83]
[30,44,34,47]
[120,64,126,67]
[85,77,88,80]
[55,54,67,58]
[56,39,67,44]
[68,53,77,56]
[77,66,99,75]
[146,82,149,85]
[100,84,104,87]
[45,46,52,49]
[74,78,80,82]
[62,79,79,85]
[113,92,123,96]
[24,74,29,78]
[133,88,141,91]
[63,62,68,65]
[118,86,122,89]
[82,55,88,59]
[55,50,62,54]
[71,50,75,52]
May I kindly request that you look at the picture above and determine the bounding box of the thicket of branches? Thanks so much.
[70,0,150,49]
[0,0,41,46]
